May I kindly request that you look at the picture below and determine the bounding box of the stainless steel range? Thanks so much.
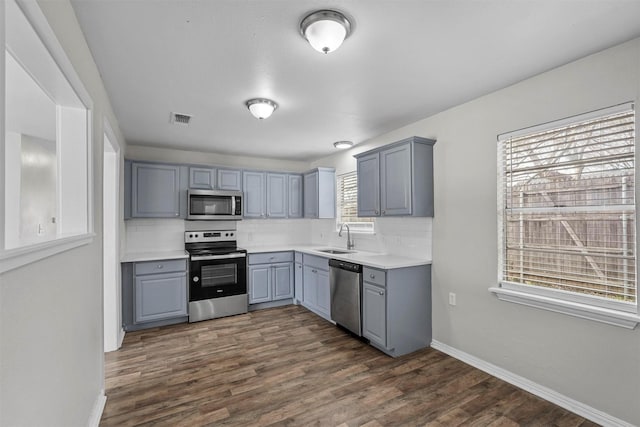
[185,230,248,322]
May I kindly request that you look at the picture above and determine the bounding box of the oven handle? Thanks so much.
[191,253,246,261]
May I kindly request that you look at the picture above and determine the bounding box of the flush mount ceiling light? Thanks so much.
[246,98,278,120]
[333,140,354,149]
[300,9,352,54]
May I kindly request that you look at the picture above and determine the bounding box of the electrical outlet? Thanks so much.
[448,292,457,306]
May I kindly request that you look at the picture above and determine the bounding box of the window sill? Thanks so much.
[489,286,640,329]
[0,233,95,274]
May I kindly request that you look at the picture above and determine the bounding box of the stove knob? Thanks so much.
[193,276,199,283]
[230,232,234,237]
[225,233,229,237]
[189,234,193,238]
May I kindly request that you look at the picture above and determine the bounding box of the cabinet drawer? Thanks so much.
[303,254,329,271]
[363,266,386,286]
[249,251,293,265]
[135,259,187,275]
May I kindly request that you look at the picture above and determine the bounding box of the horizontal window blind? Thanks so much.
[501,106,636,304]
[338,171,374,231]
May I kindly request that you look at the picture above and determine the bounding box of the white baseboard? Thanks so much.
[430,340,633,427]
[88,390,107,427]
[118,328,125,349]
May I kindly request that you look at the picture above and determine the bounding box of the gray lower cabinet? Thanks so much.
[130,162,187,218]
[294,252,303,303]
[355,136,435,217]
[122,258,188,331]
[301,254,330,319]
[362,264,432,357]
[303,167,335,218]
[362,282,386,347]
[248,252,294,304]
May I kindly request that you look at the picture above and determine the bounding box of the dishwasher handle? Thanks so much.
[328,259,362,273]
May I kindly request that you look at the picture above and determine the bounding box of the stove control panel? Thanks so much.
[185,230,235,243]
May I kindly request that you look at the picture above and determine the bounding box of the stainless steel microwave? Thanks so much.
[187,189,242,220]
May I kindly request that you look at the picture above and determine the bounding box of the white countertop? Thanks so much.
[244,245,431,269]
[121,250,189,263]
[120,246,430,269]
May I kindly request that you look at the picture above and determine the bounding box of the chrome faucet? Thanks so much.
[339,223,355,250]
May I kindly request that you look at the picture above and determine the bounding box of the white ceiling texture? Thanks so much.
[71,0,640,161]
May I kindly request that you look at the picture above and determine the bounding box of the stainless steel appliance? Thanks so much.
[187,189,242,220]
[185,230,248,322]
[329,259,363,336]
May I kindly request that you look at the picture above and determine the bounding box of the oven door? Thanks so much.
[189,253,246,301]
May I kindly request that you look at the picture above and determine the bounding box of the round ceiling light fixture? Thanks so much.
[300,9,352,54]
[246,98,278,119]
[333,140,354,149]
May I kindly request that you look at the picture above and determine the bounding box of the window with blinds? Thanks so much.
[499,104,636,309]
[337,171,374,232]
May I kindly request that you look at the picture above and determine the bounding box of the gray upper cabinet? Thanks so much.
[217,169,242,191]
[131,162,185,218]
[288,174,303,218]
[189,167,216,189]
[303,167,336,218]
[243,171,266,218]
[380,143,412,216]
[355,136,435,217]
[266,173,287,218]
[356,152,380,217]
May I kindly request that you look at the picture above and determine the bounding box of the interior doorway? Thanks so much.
[103,121,122,352]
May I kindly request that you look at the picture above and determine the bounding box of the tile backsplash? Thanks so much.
[125,216,432,260]
[125,218,186,253]
[311,217,432,259]
[235,219,312,248]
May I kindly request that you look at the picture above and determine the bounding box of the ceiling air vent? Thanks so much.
[170,112,192,125]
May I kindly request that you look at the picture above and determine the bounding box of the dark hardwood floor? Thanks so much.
[101,305,598,426]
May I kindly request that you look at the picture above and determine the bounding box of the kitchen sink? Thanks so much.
[316,248,356,255]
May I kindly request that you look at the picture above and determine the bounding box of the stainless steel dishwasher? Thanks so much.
[329,259,363,336]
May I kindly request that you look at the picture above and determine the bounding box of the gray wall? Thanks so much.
[0,0,126,425]
[313,38,640,425]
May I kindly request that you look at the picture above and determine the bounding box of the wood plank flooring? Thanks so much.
[101,305,597,426]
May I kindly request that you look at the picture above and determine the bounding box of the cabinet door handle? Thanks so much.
[157,264,164,269]
[382,210,386,215]
[370,274,375,279]
[375,210,379,215]
[379,291,385,296]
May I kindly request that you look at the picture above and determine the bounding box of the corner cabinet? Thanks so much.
[355,136,435,217]
[304,167,336,218]
[121,258,189,331]
[128,161,188,218]
[362,264,432,357]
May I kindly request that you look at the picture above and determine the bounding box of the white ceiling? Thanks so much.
[70,0,640,161]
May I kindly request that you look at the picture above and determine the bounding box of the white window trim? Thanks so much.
[493,102,639,329]
[489,286,640,329]
[0,0,94,273]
